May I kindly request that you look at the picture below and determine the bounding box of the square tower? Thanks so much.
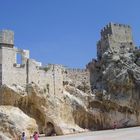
[0,30,30,86]
[97,23,135,60]
[0,30,14,48]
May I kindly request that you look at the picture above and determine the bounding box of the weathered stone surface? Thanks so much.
[87,23,140,129]
[0,106,37,139]
[0,84,89,136]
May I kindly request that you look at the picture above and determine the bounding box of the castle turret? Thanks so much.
[97,23,135,60]
[0,30,14,48]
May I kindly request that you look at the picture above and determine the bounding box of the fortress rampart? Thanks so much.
[0,23,134,95]
[65,68,90,88]
[0,30,66,96]
[0,30,91,96]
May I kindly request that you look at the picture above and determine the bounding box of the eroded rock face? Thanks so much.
[0,106,37,140]
[0,84,89,136]
[87,55,140,128]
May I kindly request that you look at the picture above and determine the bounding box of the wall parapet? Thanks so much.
[66,68,88,73]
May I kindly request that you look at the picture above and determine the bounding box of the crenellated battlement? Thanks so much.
[101,22,132,42]
[101,22,131,34]
[112,23,130,28]
[100,23,112,38]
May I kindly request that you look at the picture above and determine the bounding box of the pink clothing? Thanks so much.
[113,122,117,129]
[33,134,39,140]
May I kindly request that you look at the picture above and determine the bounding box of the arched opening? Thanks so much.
[45,122,56,136]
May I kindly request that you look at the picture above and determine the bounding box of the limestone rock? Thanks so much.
[87,23,140,130]
[0,106,37,139]
[0,84,90,136]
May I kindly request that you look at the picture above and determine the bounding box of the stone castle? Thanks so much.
[97,22,134,60]
[0,30,89,96]
[0,23,136,94]
[87,23,136,91]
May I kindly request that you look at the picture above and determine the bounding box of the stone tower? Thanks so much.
[0,30,14,85]
[0,30,14,48]
[97,22,135,60]
[0,30,30,86]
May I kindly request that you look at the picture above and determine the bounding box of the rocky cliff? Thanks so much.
[87,48,140,129]
[0,83,90,139]
[0,23,140,139]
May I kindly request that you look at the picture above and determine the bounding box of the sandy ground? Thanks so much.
[39,127,140,140]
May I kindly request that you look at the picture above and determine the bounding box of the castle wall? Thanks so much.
[108,36,134,53]
[97,38,110,60]
[0,48,2,85]
[0,64,2,85]
[28,59,41,86]
[111,23,132,43]
[27,63,64,95]
[2,47,27,86]
[65,68,90,88]
[0,48,2,64]
[1,46,65,96]
[48,65,64,96]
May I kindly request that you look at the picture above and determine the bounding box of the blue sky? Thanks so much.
[0,0,140,68]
